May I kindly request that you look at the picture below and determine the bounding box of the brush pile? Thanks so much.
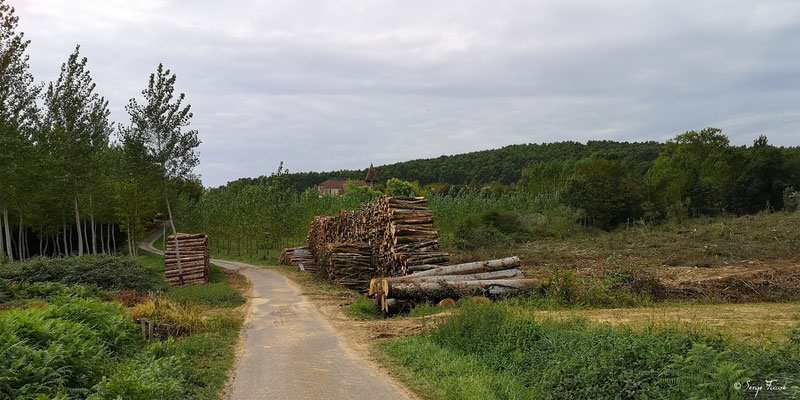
[368,256,541,313]
[165,233,210,287]
[306,196,450,292]
[279,246,318,272]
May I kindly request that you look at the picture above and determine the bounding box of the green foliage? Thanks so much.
[661,344,750,400]
[0,296,141,399]
[89,353,188,400]
[169,282,244,308]
[563,156,644,229]
[386,178,416,196]
[0,279,107,306]
[345,296,383,320]
[0,255,167,293]
[382,303,800,399]
[454,209,531,249]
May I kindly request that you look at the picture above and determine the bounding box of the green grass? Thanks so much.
[168,266,245,308]
[379,302,800,400]
[345,295,383,320]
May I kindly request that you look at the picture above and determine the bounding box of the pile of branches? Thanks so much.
[279,246,318,272]
[165,233,210,287]
[368,256,541,313]
[306,196,450,292]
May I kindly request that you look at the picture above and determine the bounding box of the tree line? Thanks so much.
[0,1,201,261]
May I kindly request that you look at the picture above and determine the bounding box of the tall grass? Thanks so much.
[380,303,800,400]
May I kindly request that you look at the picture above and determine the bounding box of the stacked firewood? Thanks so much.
[306,196,450,292]
[368,256,541,313]
[279,246,318,272]
[165,233,210,287]
[317,242,373,290]
[373,196,449,276]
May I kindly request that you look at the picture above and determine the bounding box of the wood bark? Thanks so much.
[369,269,523,296]
[3,206,12,260]
[165,192,184,285]
[110,224,115,254]
[384,278,541,301]
[74,198,83,256]
[407,257,521,278]
[90,196,97,254]
[0,205,4,259]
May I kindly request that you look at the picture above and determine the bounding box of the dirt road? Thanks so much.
[140,229,411,400]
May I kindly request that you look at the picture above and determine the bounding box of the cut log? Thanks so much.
[384,278,541,301]
[383,268,523,284]
[407,257,521,278]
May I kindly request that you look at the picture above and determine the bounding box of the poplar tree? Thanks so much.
[41,46,113,256]
[0,0,40,260]
[122,63,200,282]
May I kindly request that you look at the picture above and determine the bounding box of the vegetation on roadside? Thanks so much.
[0,251,247,399]
[379,303,800,400]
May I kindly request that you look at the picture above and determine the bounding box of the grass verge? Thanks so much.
[378,302,800,400]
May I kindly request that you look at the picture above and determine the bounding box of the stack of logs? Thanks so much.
[368,256,541,313]
[165,233,210,287]
[279,246,318,272]
[306,196,449,292]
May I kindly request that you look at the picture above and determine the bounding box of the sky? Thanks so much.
[13,0,800,187]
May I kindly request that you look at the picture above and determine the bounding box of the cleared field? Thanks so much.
[537,302,800,344]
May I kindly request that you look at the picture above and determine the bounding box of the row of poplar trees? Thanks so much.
[0,1,200,261]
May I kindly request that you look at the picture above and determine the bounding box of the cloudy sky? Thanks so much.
[14,0,800,187]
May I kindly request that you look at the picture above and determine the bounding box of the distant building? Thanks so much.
[317,164,379,196]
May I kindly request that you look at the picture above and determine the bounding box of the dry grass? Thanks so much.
[536,302,800,345]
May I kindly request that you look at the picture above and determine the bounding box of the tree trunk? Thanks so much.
[55,235,61,257]
[407,257,522,278]
[127,225,133,256]
[164,191,184,285]
[369,269,524,296]
[17,213,23,260]
[0,206,4,259]
[74,198,83,256]
[90,196,97,254]
[63,220,68,256]
[83,219,90,254]
[3,206,12,261]
[99,223,105,254]
[384,278,541,301]
[111,224,116,254]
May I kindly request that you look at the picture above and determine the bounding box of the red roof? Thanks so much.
[365,163,378,183]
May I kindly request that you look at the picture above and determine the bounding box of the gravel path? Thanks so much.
[140,228,410,400]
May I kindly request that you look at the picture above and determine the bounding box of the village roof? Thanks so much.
[365,163,378,182]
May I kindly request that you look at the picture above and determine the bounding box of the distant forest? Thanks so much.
[231,140,666,191]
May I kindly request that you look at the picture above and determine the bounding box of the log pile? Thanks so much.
[306,196,450,292]
[165,233,210,287]
[279,246,318,272]
[368,256,540,313]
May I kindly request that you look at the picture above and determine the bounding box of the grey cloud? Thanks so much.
[14,0,800,186]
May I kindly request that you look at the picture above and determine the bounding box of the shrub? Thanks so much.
[0,255,167,293]
[0,279,108,306]
[128,296,207,333]
[90,353,188,400]
[0,296,141,399]
[455,209,530,249]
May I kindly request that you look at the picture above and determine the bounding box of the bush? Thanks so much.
[455,209,531,249]
[0,296,141,399]
[0,279,108,306]
[0,255,167,293]
[128,296,207,334]
[90,353,189,400]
